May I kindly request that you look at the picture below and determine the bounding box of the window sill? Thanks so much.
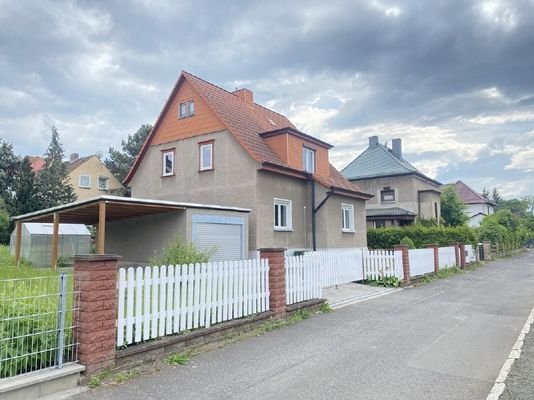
[274,227,293,232]
[161,174,175,178]
[79,186,91,189]
[199,168,214,173]
[178,114,195,120]
[342,229,355,234]
[381,200,396,204]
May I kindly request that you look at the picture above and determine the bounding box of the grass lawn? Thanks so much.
[0,245,61,280]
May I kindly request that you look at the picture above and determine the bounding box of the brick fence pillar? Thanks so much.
[394,244,410,285]
[425,244,439,273]
[453,243,461,267]
[459,243,466,269]
[259,248,286,315]
[73,254,121,375]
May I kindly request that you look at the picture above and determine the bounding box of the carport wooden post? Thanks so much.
[51,213,60,270]
[14,221,22,266]
[97,201,106,254]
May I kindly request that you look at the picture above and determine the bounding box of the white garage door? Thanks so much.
[194,222,243,261]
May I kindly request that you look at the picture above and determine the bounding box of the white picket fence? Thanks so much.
[285,254,322,305]
[438,246,457,269]
[117,259,269,347]
[408,248,435,277]
[465,245,477,263]
[363,249,403,280]
[315,250,364,288]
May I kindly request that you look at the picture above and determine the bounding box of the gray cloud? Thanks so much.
[0,0,533,196]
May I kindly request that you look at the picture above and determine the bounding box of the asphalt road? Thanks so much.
[74,250,534,400]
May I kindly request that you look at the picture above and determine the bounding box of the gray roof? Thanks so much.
[366,207,416,217]
[341,143,441,185]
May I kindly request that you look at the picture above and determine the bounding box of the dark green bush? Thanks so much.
[367,225,478,249]
[399,236,415,249]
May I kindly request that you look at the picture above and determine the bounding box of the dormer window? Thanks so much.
[303,146,316,173]
[381,189,395,203]
[179,100,195,119]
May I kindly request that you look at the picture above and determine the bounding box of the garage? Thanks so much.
[192,215,245,261]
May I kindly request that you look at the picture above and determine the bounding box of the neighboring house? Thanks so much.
[67,154,123,200]
[447,180,496,227]
[341,136,442,228]
[124,71,373,256]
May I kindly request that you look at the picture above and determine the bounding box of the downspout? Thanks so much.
[309,174,334,251]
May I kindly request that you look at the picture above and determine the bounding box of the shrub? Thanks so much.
[367,225,477,249]
[399,236,415,248]
[150,235,215,266]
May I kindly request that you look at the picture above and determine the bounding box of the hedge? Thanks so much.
[367,225,478,249]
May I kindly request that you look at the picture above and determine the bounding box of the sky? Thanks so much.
[0,0,533,197]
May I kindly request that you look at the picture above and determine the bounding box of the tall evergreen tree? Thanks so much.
[105,124,152,182]
[0,138,19,212]
[36,126,76,208]
[481,187,490,201]
[13,156,39,215]
[491,187,504,207]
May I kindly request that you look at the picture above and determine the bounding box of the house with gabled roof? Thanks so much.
[447,180,496,227]
[124,71,372,256]
[67,153,123,200]
[341,136,442,228]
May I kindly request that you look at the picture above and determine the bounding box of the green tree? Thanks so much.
[105,124,152,182]
[491,187,504,207]
[0,198,10,244]
[481,187,491,201]
[440,186,468,227]
[36,126,76,208]
[12,157,39,216]
[0,138,19,212]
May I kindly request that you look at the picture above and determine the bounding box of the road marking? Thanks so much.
[486,303,534,400]
[330,288,402,309]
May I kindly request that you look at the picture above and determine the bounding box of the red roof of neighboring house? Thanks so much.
[453,180,495,205]
[29,156,45,173]
[124,71,371,199]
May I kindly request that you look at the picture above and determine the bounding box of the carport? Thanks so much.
[11,195,250,268]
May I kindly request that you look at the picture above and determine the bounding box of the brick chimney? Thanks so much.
[233,88,254,105]
[70,153,79,162]
[392,138,402,159]
[369,136,379,148]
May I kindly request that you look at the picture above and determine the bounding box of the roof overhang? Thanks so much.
[348,172,442,187]
[260,162,373,200]
[260,127,333,149]
[11,195,250,224]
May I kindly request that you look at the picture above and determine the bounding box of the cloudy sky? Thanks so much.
[1,0,533,197]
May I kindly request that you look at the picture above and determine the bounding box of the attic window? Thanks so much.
[303,147,316,173]
[179,100,195,119]
[98,176,109,191]
[381,189,395,203]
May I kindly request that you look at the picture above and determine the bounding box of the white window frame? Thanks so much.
[199,142,213,171]
[179,100,195,119]
[274,198,292,231]
[162,150,175,176]
[98,176,109,191]
[79,175,91,189]
[341,203,355,232]
[303,146,316,173]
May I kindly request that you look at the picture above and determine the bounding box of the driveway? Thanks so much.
[73,250,534,400]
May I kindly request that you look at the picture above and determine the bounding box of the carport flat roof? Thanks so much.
[12,195,251,224]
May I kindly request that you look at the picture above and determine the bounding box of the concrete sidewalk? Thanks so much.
[323,283,401,309]
[72,251,534,400]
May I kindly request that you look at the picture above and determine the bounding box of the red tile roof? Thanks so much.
[125,71,370,198]
[29,156,45,173]
[453,180,494,205]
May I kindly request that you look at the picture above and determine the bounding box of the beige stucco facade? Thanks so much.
[129,130,368,254]
[355,174,441,228]
[68,156,123,201]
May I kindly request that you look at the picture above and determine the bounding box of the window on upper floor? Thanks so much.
[162,149,175,177]
[199,141,214,171]
[341,203,355,232]
[79,175,91,188]
[98,176,109,191]
[303,146,316,173]
[274,198,292,231]
[380,188,395,203]
[179,100,195,119]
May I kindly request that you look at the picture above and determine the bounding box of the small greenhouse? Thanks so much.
[10,223,91,267]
